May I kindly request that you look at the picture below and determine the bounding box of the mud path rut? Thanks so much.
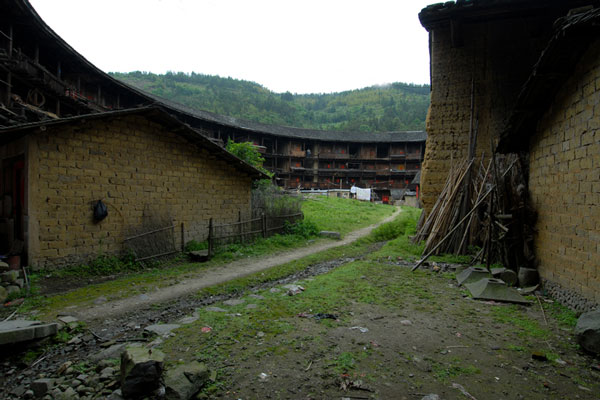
[69,207,402,322]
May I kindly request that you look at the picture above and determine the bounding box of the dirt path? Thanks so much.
[69,207,402,322]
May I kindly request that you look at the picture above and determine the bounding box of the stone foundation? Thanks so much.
[543,279,598,313]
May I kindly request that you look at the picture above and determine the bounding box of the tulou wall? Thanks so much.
[26,115,252,269]
[421,17,551,212]
[528,40,600,308]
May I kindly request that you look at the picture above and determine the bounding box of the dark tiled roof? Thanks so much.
[145,92,427,143]
[0,106,269,179]
[419,0,597,30]
[498,7,600,153]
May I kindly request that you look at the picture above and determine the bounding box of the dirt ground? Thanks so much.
[158,261,600,400]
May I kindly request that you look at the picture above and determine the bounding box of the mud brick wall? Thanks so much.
[26,115,252,269]
[421,18,552,212]
[528,41,600,305]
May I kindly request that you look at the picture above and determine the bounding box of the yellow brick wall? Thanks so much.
[26,114,253,269]
[529,41,600,304]
[422,18,551,212]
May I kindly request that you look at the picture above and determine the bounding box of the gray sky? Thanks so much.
[30,0,433,94]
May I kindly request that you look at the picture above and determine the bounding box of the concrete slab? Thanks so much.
[144,324,180,336]
[0,320,59,345]
[456,267,491,286]
[465,278,532,305]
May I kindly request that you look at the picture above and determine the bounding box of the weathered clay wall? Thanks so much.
[528,41,600,306]
[422,17,551,212]
[26,115,252,269]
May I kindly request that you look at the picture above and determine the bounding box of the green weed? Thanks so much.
[546,301,578,328]
[184,240,208,252]
[491,305,550,339]
[432,358,480,382]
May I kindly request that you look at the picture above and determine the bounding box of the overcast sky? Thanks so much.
[29,0,433,94]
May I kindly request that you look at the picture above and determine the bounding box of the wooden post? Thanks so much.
[262,213,267,238]
[208,218,213,258]
[181,222,185,252]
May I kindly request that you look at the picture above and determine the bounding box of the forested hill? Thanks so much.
[110,71,430,132]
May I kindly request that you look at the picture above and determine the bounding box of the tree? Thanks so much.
[225,139,273,178]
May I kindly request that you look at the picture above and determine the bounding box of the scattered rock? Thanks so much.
[205,306,227,313]
[283,284,305,296]
[90,343,129,363]
[6,285,20,295]
[100,367,117,380]
[107,389,124,400]
[245,304,258,310]
[575,309,600,355]
[400,319,413,326]
[56,361,73,375]
[30,378,54,397]
[164,361,209,399]
[60,387,77,399]
[269,288,281,293]
[11,385,27,397]
[57,316,78,325]
[93,296,108,305]
[144,324,181,337]
[248,294,265,300]
[349,326,369,333]
[421,395,440,400]
[177,316,198,325]
[319,231,341,240]
[1,270,19,283]
[223,299,245,306]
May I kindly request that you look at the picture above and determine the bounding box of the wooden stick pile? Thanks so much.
[414,153,536,270]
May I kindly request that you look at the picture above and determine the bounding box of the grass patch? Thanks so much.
[432,358,481,382]
[302,197,394,236]
[491,305,550,339]
[46,253,143,278]
[545,301,578,328]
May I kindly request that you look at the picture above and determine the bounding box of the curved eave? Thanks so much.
[498,7,600,153]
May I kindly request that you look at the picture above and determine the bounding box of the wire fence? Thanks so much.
[123,224,179,263]
[122,212,303,263]
[208,212,303,256]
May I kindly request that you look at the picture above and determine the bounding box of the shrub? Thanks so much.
[284,220,319,238]
[184,240,208,252]
[251,182,302,218]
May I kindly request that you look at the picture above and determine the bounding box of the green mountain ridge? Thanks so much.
[110,71,430,133]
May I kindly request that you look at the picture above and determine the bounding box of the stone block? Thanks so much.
[0,320,59,345]
[120,346,165,399]
[518,268,539,287]
[575,309,600,355]
[1,270,19,283]
[164,361,209,400]
[319,231,341,240]
[30,378,54,398]
[6,286,20,295]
